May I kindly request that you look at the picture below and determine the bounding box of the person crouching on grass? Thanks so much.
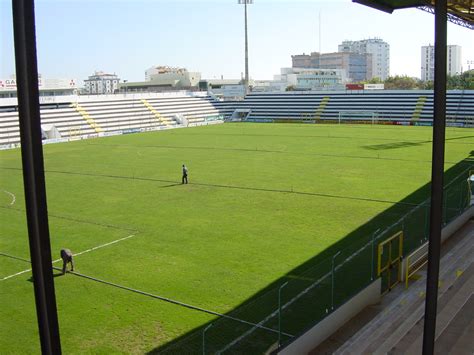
[60,248,74,274]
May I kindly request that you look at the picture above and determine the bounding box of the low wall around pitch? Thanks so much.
[277,278,381,355]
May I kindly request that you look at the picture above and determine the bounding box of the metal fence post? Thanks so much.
[331,251,341,310]
[278,281,289,347]
[202,322,213,355]
[371,229,381,280]
[424,204,430,241]
[443,189,447,224]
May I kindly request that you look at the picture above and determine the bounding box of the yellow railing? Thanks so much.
[405,243,428,288]
[378,231,403,294]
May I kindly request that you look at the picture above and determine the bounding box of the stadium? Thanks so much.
[1,1,474,354]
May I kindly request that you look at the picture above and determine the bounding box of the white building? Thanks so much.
[421,45,462,81]
[144,66,200,87]
[83,71,120,95]
[339,38,390,80]
[275,68,347,91]
[0,75,77,98]
[252,80,284,92]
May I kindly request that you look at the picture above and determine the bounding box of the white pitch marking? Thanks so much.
[3,190,16,206]
[0,234,136,281]
[72,234,136,257]
[1,268,32,281]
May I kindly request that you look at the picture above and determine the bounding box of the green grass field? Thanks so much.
[1,123,473,354]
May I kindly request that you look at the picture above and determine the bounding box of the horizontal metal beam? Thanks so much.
[352,0,394,13]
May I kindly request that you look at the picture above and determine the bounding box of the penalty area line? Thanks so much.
[0,234,137,281]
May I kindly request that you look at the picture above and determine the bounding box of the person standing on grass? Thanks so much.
[182,164,188,184]
[60,248,74,274]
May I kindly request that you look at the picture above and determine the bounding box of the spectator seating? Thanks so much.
[0,92,225,147]
[229,90,474,125]
[1,90,472,148]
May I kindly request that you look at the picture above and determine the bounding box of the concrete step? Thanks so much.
[335,222,474,354]
[376,240,474,354]
[386,260,474,354]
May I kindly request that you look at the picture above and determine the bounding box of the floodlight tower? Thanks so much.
[239,0,253,94]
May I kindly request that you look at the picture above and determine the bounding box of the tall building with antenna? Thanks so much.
[338,38,390,80]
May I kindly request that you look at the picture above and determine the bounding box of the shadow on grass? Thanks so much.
[362,141,425,150]
[148,154,473,354]
[445,135,474,142]
[27,272,64,283]
[159,183,182,188]
[363,136,473,151]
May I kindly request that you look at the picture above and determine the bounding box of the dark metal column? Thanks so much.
[423,0,447,353]
[244,0,249,93]
[11,0,62,353]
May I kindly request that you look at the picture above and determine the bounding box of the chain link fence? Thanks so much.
[157,166,473,354]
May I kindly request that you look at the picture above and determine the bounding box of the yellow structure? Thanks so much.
[411,96,427,121]
[313,96,330,121]
[68,126,82,140]
[378,231,403,294]
[140,99,169,126]
[70,102,102,133]
[405,243,428,289]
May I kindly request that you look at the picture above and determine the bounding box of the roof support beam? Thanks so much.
[11,0,62,353]
[423,0,447,354]
[352,0,394,13]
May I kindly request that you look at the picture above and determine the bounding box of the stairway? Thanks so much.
[335,221,474,354]
[411,96,427,122]
[140,99,170,126]
[69,102,103,133]
[314,96,330,121]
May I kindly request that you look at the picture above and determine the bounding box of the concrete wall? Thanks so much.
[441,205,474,242]
[402,205,474,280]
[278,279,381,355]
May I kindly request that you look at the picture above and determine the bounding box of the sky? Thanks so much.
[1,0,473,83]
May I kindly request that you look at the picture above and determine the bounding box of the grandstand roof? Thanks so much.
[353,0,474,29]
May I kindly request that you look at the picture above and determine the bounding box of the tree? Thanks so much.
[446,71,474,90]
[461,70,474,90]
[367,77,383,84]
[419,71,474,90]
[384,75,420,90]
[421,80,434,90]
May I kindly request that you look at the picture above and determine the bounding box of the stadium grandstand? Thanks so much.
[227,90,474,125]
[1,90,472,149]
[0,92,231,148]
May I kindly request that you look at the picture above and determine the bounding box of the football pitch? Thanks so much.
[0,123,473,353]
